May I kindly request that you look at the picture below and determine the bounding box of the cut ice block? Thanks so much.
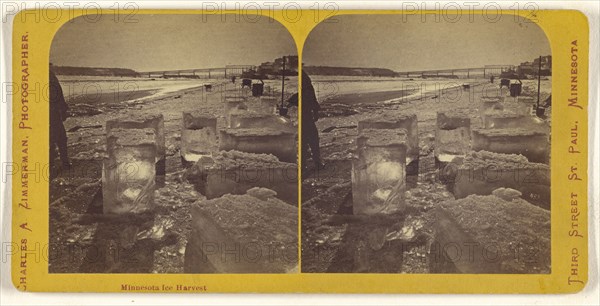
[106,128,156,157]
[228,112,294,131]
[482,111,539,129]
[431,194,550,273]
[245,96,278,115]
[356,128,407,149]
[435,110,471,163]
[219,128,296,163]
[437,110,470,130]
[472,128,549,163]
[224,97,247,125]
[184,150,297,204]
[501,102,534,116]
[180,112,218,164]
[184,193,297,273]
[480,97,503,113]
[517,95,536,104]
[224,97,247,112]
[106,114,165,161]
[224,98,248,126]
[436,128,471,162]
[352,129,407,215]
[357,113,418,164]
[516,96,537,115]
[452,151,550,209]
[103,129,156,214]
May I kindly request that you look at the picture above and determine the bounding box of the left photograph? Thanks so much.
[48,14,299,274]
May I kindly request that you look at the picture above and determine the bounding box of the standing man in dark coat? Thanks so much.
[298,71,324,170]
[49,65,71,170]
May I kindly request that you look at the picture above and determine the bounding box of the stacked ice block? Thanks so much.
[357,113,418,177]
[223,95,246,112]
[180,111,218,164]
[228,111,294,132]
[517,95,536,104]
[480,96,503,114]
[246,96,278,115]
[102,128,156,214]
[352,128,408,215]
[452,151,550,209]
[106,114,165,175]
[515,95,537,116]
[224,97,247,125]
[184,150,297,204]
[435,110,471,164]
[482,110,542,129]
[219,128,296,163]
[472,128,549,163]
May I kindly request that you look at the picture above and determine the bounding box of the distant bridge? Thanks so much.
[397,65,515,78]
[140,65,256,78]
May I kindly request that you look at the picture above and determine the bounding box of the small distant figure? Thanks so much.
[49,65,71,171]
[490,75,495,83]
[241,78,252,89]
[296,71,324,171]
[500,78,510,89]
[204,84,213,92]
[231,76,236,84]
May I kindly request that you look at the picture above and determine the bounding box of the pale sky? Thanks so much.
[50,14,297,72]
[304,14,551,71]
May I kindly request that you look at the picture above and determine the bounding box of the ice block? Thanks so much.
[431,194,550,273]
[482,110,542,129]
[517,95,536,104]
[102,128,156,214]
[357,112,419,179]
[184,192,298,273]
[228,112,294,132]
[219,128,296,163]
[452,151,550,209]
[224,97,247,111]
[106,114,165,161]
[184,150,297,204]
[357,113,418,164]
[435,110,471,163]
[180,111,218,164]
[480,96,503,113]
[106,114,165,175]
[472,128,549,163]
[224,97,248,125]
[352,129,407,215]
[246,96,278,115]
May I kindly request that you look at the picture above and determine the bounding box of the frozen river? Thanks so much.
[311,75,551,105]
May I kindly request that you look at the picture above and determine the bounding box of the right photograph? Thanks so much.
[301,14,552,274]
